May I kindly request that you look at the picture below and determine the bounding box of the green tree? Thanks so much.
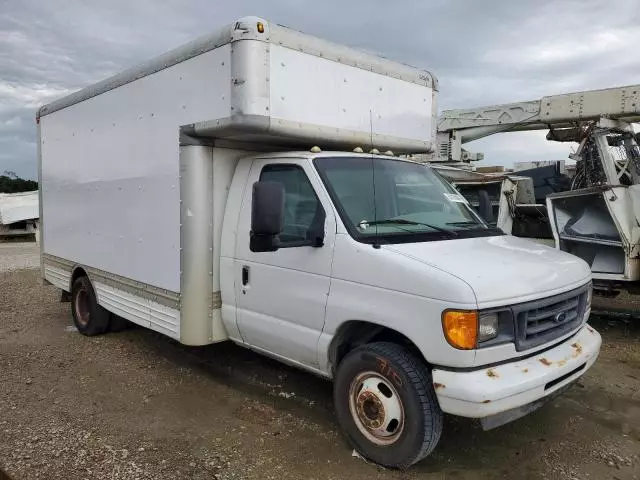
[0,173,38,193]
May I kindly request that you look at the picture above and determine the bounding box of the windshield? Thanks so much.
[314,156,501,244]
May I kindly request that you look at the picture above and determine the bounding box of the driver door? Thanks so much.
[234,158,336,368]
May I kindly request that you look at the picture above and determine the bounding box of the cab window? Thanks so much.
[259,164,324,247]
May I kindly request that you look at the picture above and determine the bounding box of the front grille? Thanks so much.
[512,284,589,351]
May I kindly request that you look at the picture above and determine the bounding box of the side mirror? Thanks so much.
[306,208,326,247]
[250,181,284,252]
[477,189,494,224]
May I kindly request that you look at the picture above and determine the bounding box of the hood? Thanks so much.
[385,235,591,307]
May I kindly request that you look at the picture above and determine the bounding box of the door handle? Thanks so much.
[241,266,249,286]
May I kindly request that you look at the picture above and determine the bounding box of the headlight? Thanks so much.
[442,310,478,350]
[478,313,498,342]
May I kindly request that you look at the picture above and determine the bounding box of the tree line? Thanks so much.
[0,171,38,193]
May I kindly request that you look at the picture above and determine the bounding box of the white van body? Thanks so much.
[38,17,600,468]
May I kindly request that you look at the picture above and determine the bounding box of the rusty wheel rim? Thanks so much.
[74,288,91,327]
[348,371,404,446]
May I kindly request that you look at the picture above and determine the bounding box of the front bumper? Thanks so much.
[432,324,601,420]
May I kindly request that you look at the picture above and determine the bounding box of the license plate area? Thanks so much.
[480,381,576,431]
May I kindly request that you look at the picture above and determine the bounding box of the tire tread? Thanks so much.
[334,341,443,468]
[364,342,443,467]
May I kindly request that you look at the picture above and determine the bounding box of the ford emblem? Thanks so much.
[554,312,567,323]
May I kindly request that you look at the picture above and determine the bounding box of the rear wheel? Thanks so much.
[334,342,443,468]
[71,276,110,336]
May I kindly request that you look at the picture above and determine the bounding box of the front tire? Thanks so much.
[71,276,110,336]
[334,342,443,468]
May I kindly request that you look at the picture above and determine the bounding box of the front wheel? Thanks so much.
[333,342,443,468]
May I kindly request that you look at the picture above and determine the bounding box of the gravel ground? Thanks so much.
[0,257,639,479]
[0,242,39,272]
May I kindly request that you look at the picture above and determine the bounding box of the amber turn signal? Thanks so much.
[257,22,265,33]
[442,310,478,349]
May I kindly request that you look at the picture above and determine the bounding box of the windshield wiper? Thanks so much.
[447,220,487,229]
[361,218,458,237]
[448,221,503,234]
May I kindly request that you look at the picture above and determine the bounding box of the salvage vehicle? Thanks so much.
[37,17,601,468]
[435,85,640,298]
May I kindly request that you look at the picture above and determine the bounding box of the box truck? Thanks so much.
[38,17,601,468]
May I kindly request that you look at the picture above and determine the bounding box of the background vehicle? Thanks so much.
[430,85,640,299]
[38,17,600,468]
[0,190,39,240]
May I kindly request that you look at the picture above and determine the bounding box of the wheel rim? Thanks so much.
[74,289,91,327]
[348,371,404,445]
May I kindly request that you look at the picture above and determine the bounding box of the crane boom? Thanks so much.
[434,84,640,161]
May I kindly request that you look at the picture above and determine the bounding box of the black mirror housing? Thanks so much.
[251,181,285,235]
[306,208,326,247]
[250,181,285,252]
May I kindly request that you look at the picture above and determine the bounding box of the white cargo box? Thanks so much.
[39,17,437,151]
[38,16,437,344]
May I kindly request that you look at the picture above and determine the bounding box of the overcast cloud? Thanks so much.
[1,0,639,179]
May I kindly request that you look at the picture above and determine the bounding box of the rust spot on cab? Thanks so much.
[482,399,491,404]
[434,382,446,390]
[522,368,529,374]
[539,358,552,366]
[557,359,567,367]
[486,369,499,378]
[587,326,595,334]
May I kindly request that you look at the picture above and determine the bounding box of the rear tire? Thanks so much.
[71,276,110,336]
[334,342,443,468]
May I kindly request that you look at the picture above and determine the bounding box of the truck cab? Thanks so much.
[218,149,601,466]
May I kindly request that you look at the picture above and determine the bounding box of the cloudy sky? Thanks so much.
[1,0,639,179]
